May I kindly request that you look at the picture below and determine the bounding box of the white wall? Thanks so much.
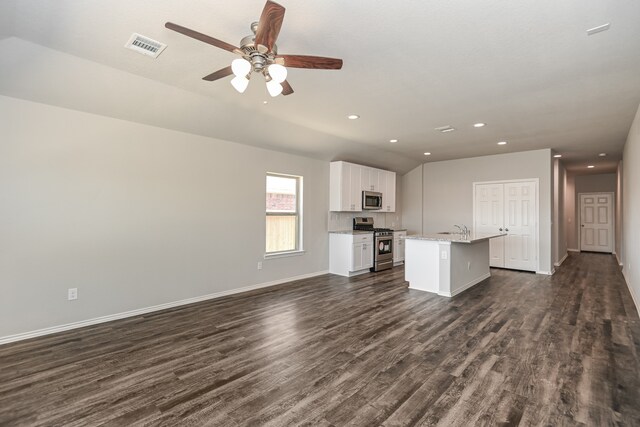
[0,95,330,339]
[404,149,553,273]
[553,159,567,264]
[616,161,623,264]
[401,165,424,235]
[622,103,640,312]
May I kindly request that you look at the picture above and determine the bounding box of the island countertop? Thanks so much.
[406,232,506,244]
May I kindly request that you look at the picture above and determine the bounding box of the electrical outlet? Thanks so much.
[441,251,448,260]
[68,288,78,301]
[257,262,263,270]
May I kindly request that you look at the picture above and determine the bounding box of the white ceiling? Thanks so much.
[2,0,640,174]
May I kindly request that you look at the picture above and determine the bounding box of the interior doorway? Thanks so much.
[579,192,614,253]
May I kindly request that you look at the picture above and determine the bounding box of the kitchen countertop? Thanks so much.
[392,229,407,232]
[405,232,506,244]
[329,230,374,235]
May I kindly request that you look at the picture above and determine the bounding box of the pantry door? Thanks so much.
[503,181,538,271]
[580,193,613,253]
[474,183,505,267]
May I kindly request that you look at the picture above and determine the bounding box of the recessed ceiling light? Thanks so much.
[554,154,562,158]
[390,139,398,143]
[424,152,431,156]
[599,153,607,157]
[587,165,595,168]
[347,114,360,120]
[473,123,486,128]
[497,141,507,145]
[587,23,610,36]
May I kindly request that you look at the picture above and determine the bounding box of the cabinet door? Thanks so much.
[503,181,537,271]
[351,243,363,271]
[349,164,362,211]
[474,183,504,267]
[394,237,405,262]
[362,242,373,268]
[384,172,396,212]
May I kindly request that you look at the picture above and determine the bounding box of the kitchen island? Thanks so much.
[405,232,506,297]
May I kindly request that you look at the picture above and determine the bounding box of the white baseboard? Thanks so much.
[623,270,639,316]
[439,272,491,298]
[536,270,555,275]
[616,252,623,267]
[554,252,569,267]
[567,248,580,253]
[0,270,329,346]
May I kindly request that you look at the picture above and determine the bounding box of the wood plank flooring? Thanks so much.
[1,252,639,426]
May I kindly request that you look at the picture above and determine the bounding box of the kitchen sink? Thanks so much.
[438,231,456,235]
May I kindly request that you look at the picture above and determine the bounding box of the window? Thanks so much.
[266,173,302,254]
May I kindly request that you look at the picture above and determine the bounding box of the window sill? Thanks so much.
[264,250,306,260]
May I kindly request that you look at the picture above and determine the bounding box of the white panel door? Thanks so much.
[580,193,613,253]
[474,183,505,267]
[503,181,537,271]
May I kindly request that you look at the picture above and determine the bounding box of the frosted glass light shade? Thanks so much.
[268,64,287,83]
[231,58,251,77]
[231,76,250,93]
[266,80,283,97]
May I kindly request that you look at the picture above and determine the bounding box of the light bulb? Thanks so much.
[231,76,249,93]
[266,80,283,97]
[268,64,287,83]
[231,58,251,77]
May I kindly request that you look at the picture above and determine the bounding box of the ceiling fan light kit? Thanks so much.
[165,0,342,97]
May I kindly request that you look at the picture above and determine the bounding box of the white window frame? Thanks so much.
[265,172,304,258]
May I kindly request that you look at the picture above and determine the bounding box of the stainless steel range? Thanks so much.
[353,217,394,272]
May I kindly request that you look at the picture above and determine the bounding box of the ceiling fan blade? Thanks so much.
[276,55,343,70]
[281,80,294,96]
[202,66,233,82]
[165,22,239,53]
[254,0,285,52]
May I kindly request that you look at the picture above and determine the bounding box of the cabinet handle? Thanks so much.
[505,228,509,232]
[499,228,503,231]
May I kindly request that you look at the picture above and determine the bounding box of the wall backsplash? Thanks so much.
[327,211,402,231]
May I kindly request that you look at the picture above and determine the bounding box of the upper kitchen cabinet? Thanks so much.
[361,168,381,192]
[330,161,362,212]
[330,161,396,212]
[380,171,396,212]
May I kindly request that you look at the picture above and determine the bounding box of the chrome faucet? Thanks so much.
[454,225,463,234]
[462,224,469,236]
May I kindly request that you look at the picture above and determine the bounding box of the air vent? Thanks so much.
[435,125,455,133]
[125,33,167,58]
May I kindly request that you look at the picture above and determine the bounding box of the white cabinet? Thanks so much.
[361,168,381,192]
[330,161,396,212]
[330,233,373,276]
[393,230,406,265]
[381,171,396,212]
[330,161,362,212]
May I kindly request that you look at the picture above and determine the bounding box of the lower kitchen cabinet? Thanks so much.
[329,233,374,277]
[393,230,406,265]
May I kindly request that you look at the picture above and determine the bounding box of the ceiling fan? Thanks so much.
[165,0,343,97]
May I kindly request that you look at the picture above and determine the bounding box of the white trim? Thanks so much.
[623,270,639,316]
[554,252,568,267]
[567,248,580,252]
[536,270,555,275]
[0,270,329,346]
[472,178,540,273]
[264,250,306,259]
[438,272,491,297]
[577,192,614,253]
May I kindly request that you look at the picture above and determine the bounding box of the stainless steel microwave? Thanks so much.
[362,191,383,210]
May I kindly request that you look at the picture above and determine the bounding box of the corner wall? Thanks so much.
[623,103,640,312]
[417,149,553,273]
[0,96,330,340]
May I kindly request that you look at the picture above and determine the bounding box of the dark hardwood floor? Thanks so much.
[1,252,639,426]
